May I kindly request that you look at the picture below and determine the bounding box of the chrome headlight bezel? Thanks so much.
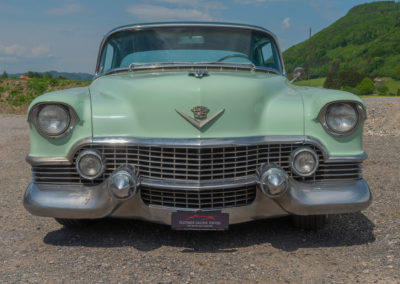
[290,147,319,177]
[28,102,80,140]
[317,101,366,137]
[75,149,105,180]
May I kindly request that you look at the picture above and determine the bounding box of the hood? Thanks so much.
[89,70,304,138]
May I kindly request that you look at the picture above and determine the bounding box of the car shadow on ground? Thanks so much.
[43,212,375,253]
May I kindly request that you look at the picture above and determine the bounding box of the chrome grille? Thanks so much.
[98,144,302,181]
[31,143,362,185]
[141,185,256,209]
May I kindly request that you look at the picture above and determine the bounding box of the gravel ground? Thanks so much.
[0,99,399,283]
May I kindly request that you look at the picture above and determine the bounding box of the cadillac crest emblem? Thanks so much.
[175,106,225,130]
[191,106,209,119]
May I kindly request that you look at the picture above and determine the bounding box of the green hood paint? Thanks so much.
[27,70,366,158]
[89,71,304,138]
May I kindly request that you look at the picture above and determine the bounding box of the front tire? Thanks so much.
[291,215,328,230]
[55,218,95,228]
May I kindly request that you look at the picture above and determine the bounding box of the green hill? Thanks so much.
[283,1,400,79]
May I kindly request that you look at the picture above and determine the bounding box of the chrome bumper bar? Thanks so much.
[23,179,371,225]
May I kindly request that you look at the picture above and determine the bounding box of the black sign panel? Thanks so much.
[171,212,229,230]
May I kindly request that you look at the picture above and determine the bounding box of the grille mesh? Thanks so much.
[32,143,362,185]
[141,185,256,209]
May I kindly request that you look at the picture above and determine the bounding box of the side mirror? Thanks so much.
[290,67,305,83]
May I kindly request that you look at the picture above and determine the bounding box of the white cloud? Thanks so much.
[282,17,291,28]
[126,4,214,21]
[46,3,88,16]
[155,0,227,10]
[0,43,51,58]
[0,57,19,63]
[234,0,267,4]
[31,45,50,57]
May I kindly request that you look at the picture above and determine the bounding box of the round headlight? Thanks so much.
[326,103,358,134]
[38,105,70,136]
[290,148,319,177]
[76,150,105,180]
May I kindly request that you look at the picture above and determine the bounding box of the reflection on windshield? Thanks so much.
[99,26,282,74]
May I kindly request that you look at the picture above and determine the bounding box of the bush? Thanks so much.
[343,86,359,95]
[357,77,376,95]
[377,85,389,96]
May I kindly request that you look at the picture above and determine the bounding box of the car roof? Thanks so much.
[104,22,277,39]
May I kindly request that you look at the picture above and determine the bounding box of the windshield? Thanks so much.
[98,26,282,74]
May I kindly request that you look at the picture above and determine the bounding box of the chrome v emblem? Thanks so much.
[175,108,225,130]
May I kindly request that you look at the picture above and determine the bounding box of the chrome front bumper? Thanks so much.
[23,179,371,225]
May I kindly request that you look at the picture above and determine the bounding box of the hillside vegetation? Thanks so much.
[283,1,400,79]
[0,78,90,114]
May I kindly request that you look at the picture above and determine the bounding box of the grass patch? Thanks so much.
[294,78,326,87]
[382,78,400,95]
[0,78,90,111]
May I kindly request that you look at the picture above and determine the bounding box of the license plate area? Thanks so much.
[171,211,229,230]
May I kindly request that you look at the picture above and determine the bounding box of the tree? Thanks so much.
[1,71,8,78]
[338,71,366,88]
[357,78,376,95]
[323,71,340,89]
[25,71,42,78]
[43,72,52,79]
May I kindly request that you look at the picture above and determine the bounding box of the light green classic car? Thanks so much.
[23,22,371,230]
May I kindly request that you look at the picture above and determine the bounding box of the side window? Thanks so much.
[101,44,114,73]
[261,43,274,67]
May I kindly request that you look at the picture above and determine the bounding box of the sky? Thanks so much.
[0,0,391,74]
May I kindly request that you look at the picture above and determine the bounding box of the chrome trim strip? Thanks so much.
[92,136,307,147]
[25,156,70,166]
[26,136,367,166]
[141,177,256,191]
[94,22,286,78]
[26,137,92,166]
[325,152,368,163]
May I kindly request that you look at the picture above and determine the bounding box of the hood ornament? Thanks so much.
[188,69,209,78]
[176,106,224,130]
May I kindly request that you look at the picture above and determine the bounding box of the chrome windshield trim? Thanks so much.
[94,22,286,78]
[26,136,367,166]
[99,64,279,78]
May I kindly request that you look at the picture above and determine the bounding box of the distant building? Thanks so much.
[19,75,31,79]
